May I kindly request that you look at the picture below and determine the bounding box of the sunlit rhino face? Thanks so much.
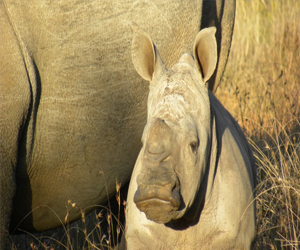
[127,25,256,250]
[133,54,212,223]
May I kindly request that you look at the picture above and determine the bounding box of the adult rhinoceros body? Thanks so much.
[126,26,256,249]
[0,0,235,248]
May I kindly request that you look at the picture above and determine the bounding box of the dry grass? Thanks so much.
[218,0,300,138]
[250,124,300,249]
[11,183,126,250]
[217,0,300,249]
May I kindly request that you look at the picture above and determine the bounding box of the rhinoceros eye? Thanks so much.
[190,140,198,153]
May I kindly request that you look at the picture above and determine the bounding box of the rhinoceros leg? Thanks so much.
[0,4,32,249]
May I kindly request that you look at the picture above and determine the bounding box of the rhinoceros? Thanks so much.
[126,26,256,249]
[0,0,236,248]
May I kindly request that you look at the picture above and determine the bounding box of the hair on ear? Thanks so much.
[131,23,166,83]
[193,27,217,83]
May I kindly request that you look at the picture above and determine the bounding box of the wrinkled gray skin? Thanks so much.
[126,26,256,249]
[0,0,235,248]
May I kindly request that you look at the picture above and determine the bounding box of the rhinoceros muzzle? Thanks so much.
[134,158,181,223]
[134,117,183,223]
[134,183,181,223]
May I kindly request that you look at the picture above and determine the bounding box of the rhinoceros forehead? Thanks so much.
[148,93,189,121]
[148,68,209,121]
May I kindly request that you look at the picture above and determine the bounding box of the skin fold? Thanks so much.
[0,1,235,248]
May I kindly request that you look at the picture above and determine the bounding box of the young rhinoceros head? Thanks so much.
[131,24,217,224]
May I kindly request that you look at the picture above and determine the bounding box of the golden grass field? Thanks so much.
[217,0,300,249]
[11,1,300,249]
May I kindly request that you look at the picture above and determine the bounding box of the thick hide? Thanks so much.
[126,25,256,249]
[0,1,235,249]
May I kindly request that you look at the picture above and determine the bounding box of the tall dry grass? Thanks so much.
[11,183,126,250]
[217,0,300,249]
[218,0,300,138]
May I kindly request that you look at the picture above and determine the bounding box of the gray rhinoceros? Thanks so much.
[126,26,256,249]
[0,0,235,248]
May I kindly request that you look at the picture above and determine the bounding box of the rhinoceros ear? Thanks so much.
[193,27,217,84]
[131,23,165,82]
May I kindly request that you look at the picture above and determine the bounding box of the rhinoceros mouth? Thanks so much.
[135,198,179,223]
[134,185,181,223]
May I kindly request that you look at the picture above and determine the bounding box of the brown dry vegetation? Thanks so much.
[12,194,126,250]
[217,0,300,249]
